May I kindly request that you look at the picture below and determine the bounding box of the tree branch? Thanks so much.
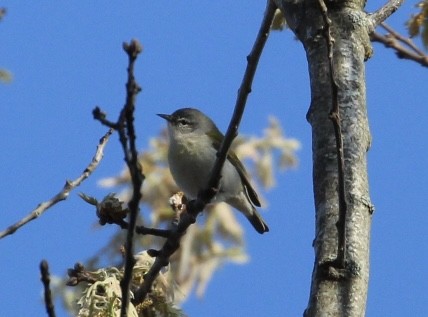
[131,0,277,305]
[0,129,113,239]
[380,23,426,55]
[203,0,278,195]
[119,40,145,317]
[317,0,348,268]
[369,0,404,27]
[40,260,56,317]
[119,41,144,317]
[93,39,144,317]
[371,24,428,67]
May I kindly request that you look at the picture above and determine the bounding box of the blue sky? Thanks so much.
[1,1,427,316]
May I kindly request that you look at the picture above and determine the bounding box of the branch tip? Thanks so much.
[0,129,112,239]
[40,260,56,317]
[123,39,143,59]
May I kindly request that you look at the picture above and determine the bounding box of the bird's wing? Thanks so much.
[207,130,261,207]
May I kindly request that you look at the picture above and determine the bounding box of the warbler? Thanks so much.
[158,108,269,234]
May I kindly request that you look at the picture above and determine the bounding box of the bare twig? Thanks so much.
[131,0,278,305]
[93,107,119,129]
[380,23,426,56]
[93,39,144,317]
[369,0,404,27]
[204,0,278,195]
[0,129,113,239]
[40,260,56,317]
[136,226,171,238]
[117,39,144,317]
[371,24,428,67]
[317,0,348,268]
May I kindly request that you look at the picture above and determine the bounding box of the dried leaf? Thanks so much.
[407,0,428,47]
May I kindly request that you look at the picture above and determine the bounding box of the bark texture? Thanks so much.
[274,0,374,316]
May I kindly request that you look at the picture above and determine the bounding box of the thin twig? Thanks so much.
[91,40,144,317]
[369,0,404,27]
[131,0,278,305]
[136,226,171,238]
[317,0,348,267]
[117,39,144,317]
[0,129,113,239]
[203,0,278,197]
[370,25,428,67]
[380,23,426,56]
[93,107,119,129]
[40,260,56,317]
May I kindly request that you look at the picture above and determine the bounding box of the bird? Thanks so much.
[157,107,269,234]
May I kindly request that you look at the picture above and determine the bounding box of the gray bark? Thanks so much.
[274,0,374,316]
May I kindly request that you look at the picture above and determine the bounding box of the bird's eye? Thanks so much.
[177,118,189,126]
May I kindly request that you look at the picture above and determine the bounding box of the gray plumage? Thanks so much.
[158,108,269,234]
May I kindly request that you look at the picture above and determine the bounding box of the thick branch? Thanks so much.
[0,129,113,239]
[131,0,277,305]
[275,0,374,315]
[318,0,348,268]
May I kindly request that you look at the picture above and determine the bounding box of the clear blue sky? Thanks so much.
[1,1,427,316]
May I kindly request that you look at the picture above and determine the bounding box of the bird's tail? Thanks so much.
[228,196,269,234]
[247,208,269,234]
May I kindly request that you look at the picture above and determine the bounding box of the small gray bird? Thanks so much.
[157,108,269,234]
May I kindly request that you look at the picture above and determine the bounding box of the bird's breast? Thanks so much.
[168,136,215,198]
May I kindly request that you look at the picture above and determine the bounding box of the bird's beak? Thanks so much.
[157,113,172,122]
